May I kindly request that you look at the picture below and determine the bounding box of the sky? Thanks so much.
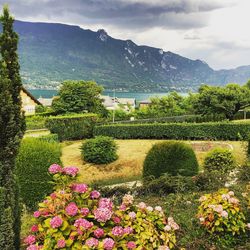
[1,0,250,70]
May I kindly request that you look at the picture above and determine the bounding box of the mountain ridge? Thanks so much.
[13,20,250,92]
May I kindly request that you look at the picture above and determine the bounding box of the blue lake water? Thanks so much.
[29,89,187,102]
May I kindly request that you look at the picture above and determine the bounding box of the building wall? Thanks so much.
[21,90,37,115]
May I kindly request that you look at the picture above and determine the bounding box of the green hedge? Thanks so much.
[45,113,97,141]
[15,138,62,210]
[26,115,46,130]
[94,122,250,140]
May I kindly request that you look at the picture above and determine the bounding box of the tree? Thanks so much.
[0,6,25,249]
[193,83,250,120]
[246,79,250,89]
[52,80,107,115]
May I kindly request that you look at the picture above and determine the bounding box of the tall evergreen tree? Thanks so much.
[0,6,25,249]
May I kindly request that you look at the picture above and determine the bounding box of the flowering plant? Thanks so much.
[197,189,247,235]
[23,164,179,250]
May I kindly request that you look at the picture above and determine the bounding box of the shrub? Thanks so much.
[237,164,250,183]
[143,141,199,179]
[26,115,46,130]
[23,165,179,249]
[197,189,247,235]
[81,136,118,164]
[37,133,59,143]
[203,148,236,174]
[94,122,250,140]
[247,134,250,159]
[45,113,97,141]
[15,138,62,210]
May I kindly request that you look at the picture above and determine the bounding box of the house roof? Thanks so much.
[139,99,151,104]
[21,87,43,106]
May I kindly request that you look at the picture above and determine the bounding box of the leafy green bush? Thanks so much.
[237,164,250,183]
[94,122,250,140]
[15,138,62,210]
[26,115,46,130]
[143,141,199,179]
[203,148,236,174]
[81,136,118,164]
[37,133,59,143]
[45,113,97,141]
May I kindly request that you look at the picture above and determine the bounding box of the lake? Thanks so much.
[29,89,187,102]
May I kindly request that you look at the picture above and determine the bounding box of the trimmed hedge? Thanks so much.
[143,141,199,178]
[15,138,62,210]
[94,122,250,140]
[81,136,118,164]
[45,113,97,141]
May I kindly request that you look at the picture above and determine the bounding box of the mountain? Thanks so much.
[13,20,250,92]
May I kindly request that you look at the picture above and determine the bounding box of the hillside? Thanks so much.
[15,20,250,92]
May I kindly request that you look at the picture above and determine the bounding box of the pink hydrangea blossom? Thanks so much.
[113,216,121,224]
[158,246,170,250]
[74,218,93,230]
[164,225,171,231]
[30,225,38,233]
[57,239,66,248]
[80,207,90,216]
[147,206,153,212]
[229,197,239,204]
[122,194,134,205]
[155,206,163,212]
[62,166,79,177]
[85,238,99,248]
[72,183,88,193]
[91,190,101,199]
[214,205,223,213]
[50,216,63,228]
[103,238,115,250]
[48,164,62,174]
[221,211,228,218]
[94,228,105,238]
[50,193,57,199]
[124,227,133,234]
[138,202,147,210]
[112,226,124,237]
[247,223,250,229]
[99,198,113,210]
[26,245,42,250]
[127,241,136,249]
[228,191,234,196]
[119,204,127,211]
[94,208,113,223]
[33,211,40,218]
[65,202,78,216]
[128,211,136,219]
[24,235,36,245]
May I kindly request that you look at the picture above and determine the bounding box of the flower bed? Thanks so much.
[23,165,179,250]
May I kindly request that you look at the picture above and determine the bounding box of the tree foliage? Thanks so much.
[52,80,107,115]
[193,84,250,120]
[0,6,25,249]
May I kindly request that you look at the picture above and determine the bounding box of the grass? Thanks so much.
[61,140,247,185]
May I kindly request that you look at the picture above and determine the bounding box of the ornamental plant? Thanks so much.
[23,164,179,249]
[197,189,248,235]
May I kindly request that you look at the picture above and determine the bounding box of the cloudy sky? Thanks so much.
[2,0,250,69]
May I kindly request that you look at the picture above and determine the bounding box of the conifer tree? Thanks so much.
[0,6,25,249]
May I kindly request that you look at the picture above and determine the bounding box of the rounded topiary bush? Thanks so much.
[81,136,118,164]
[15,138,62,210]
[143,141,199,179]
[203,148,236,174]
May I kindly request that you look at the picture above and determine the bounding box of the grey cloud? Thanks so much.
[0,0,232,30]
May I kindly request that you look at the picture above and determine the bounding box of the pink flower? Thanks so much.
[147,206,153,212]
[57,239,66,248]
[24,235,36,245]
[214,205,223,213]
[158,246,170,250]
[247,223,250,229]
[91,190,101,199]
[94,208,113,223]
[122,194,134,205]
[80,207,90,216]
[74,218,93,230]
[94,228,104,238]
[33,211,40,218]
[30,225,38,233]
[62,167,79,177]
[128,212,136,219]
[85,238,99,248]
[119,204,127,211]
[221,210,228,218]
[50,193,57,199]
[48,164,62,174]
[72,183,88,193]
[99,198,113,210]
[124,227,133,234]
[50,216,63,228]
[228,191,234,196]
[65,202,78,216]
[103,238,115,250]
[113,216,121,224]
[138,202,146,210]
[155,206,163,212]
[229,198,239,204]
[26,245,42,250]
[112,226,124,237]
[127,241,136,249]
[164,225,171,231]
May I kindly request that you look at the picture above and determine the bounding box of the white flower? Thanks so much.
[228,191,234,196]
[155,206,162,212]
[164,225,171,231]
[221,210,228,218]
[147,206,153,212]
